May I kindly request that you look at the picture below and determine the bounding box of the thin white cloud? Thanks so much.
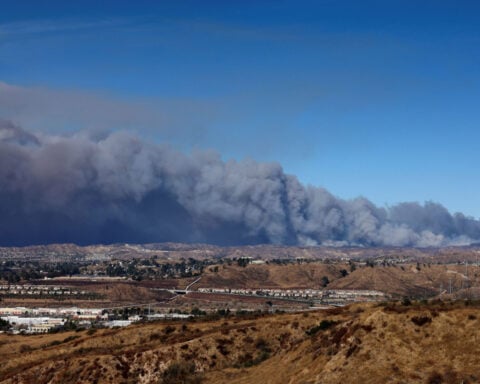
[0,18,123,37]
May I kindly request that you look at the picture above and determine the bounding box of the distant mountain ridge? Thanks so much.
[1,242,479,263]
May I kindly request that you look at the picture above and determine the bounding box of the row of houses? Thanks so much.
[321,289,386,304]
[197,287,387,302]
[0,284,87,296]
[198,287,325,297]
[0,307,104,319]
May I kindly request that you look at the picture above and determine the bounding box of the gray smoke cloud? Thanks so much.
[1,119,479,247]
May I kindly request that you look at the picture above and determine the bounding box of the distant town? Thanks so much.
[1,243,480,334]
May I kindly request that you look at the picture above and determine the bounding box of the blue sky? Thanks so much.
[1,0,480,217]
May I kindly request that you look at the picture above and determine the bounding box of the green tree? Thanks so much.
[0,318,10,331]
[349,261,356,272]
[321,276,330,287]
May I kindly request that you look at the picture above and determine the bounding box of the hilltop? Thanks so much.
[1,301,479,383]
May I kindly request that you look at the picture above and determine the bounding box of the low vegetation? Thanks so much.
[1,301,480,383]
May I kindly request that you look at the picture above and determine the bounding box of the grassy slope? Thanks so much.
[201,262,480,297]
[1,302,480,384]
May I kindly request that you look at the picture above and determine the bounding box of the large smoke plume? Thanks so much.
[1,119,479,247]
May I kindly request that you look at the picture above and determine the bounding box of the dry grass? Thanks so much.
[200,262,480,299]
[1,301,480,383]
[200,263,342,290]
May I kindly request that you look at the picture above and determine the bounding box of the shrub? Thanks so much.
[254,337,271,352]
[331,326,348,345]
[236,352,253,366]
[216,339,230,356]
[427,371,443,384]
[150,332,166,342]
[243,335,254,344]
[321,276,330,287]
[236,351,270,368]
[190,308,206,316]
[345,343,358,358]
[402,297,412,306]
[255,350,270,364]
[411,316,432,327]
[361,324,374,332]
[0,318,10,331]
[63,335,80,343]
[161,361,203,384]
[19,344,33,352]
[278,332,291,347]
[306,320,337,336]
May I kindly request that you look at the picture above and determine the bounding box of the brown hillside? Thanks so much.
[201,262,480,298]
[200,263,342,289]
[1,302,480,383]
